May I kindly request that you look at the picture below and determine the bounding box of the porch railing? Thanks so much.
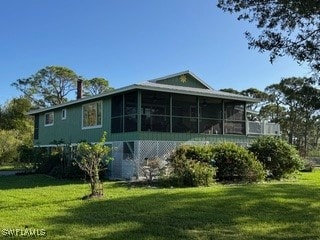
[247,121,281,136]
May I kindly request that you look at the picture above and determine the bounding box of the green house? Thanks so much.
[28,71,280,179]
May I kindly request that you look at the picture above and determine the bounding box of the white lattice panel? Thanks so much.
[110,139,255,179]
[110,142,123,179]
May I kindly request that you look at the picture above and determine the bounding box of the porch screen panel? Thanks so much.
[199,98,222,134]
[224,101,245,135]
[111,92,138,133]
[111,95,123,133]
[172,117,198,133]
[172,94,198,133]
[124,92,137,132]
[141,91,170,132]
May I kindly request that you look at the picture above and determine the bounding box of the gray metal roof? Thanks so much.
[27,71,259,115]
[135,81,258,102]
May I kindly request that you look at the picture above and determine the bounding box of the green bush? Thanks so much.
[36,153,61,174]
[18,145,34,164]
[0,130,23,164]
[212,142,266,182]
[169,145,216,187]
[181,145,215,164]
[64,162,86,179]
[248,136,304,179]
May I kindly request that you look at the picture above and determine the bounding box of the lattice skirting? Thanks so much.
[108,139,252,180]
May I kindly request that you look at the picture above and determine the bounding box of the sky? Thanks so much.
[0,0,311,105]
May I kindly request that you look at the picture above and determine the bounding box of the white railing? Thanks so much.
[247,121,281,136]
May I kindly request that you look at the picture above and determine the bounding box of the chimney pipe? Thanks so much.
[77,79,83,100]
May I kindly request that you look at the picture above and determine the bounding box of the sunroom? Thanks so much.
[110,89,279,137]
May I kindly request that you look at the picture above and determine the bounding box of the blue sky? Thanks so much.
[0,0,310,105]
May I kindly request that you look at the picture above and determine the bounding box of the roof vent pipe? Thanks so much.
[77,79,83,99]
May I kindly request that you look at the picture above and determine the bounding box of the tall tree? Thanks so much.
[241,88,269,111]
[12,66,79,107]
[217,0,320,75]
[259,104,286,123]
[0,97,32,131]
[265,77,320,154]
[264,83,286,123]
[0,98,33,165]
[83,77,113,96]
[219,88,241,95]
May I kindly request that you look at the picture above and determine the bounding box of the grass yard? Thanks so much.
[0,171,320,240]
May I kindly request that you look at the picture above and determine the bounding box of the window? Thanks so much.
[82,101,102,129]
[44,112,54,126]
[61,109,67,120]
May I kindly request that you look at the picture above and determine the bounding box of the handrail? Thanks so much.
[247,121,280,136]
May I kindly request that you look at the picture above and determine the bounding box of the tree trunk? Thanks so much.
[90,166,103,197]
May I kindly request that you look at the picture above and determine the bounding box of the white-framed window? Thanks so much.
[44,112,54,126]
[62,109,67,120]
[82,101,102,129]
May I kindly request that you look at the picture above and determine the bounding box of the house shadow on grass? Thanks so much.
[0,174,82,190]
[44,182,320,240]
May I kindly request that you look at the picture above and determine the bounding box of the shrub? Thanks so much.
[64,162,86,179]
[36,153,61,174]
[0,130,22,164]
[168,145,216,187]
[248,136,304,179]
[18,145,34,165]
[212,142,266,182]
[140,157,169,184]
[182,145,215,164]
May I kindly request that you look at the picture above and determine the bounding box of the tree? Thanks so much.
[219,88,241,95]
[241,88,269,111]
[12,66,79,107]
[0,130,23,165]
[0,98,33,165]
[265,77,320,154]
[74,132,112,198]
[0,97,32,131]
[259,104,286,123]
[217,0,320,75]
[83,78,113,96]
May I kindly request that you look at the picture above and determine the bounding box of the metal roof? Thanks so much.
[27,71,259,115]
[135,81,258,102]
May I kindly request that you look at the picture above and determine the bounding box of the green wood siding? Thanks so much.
[156,75,208,89]
[35,98,111,145]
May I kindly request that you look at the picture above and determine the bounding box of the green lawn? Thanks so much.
[0,164,24,171]
[0,171,320,240]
